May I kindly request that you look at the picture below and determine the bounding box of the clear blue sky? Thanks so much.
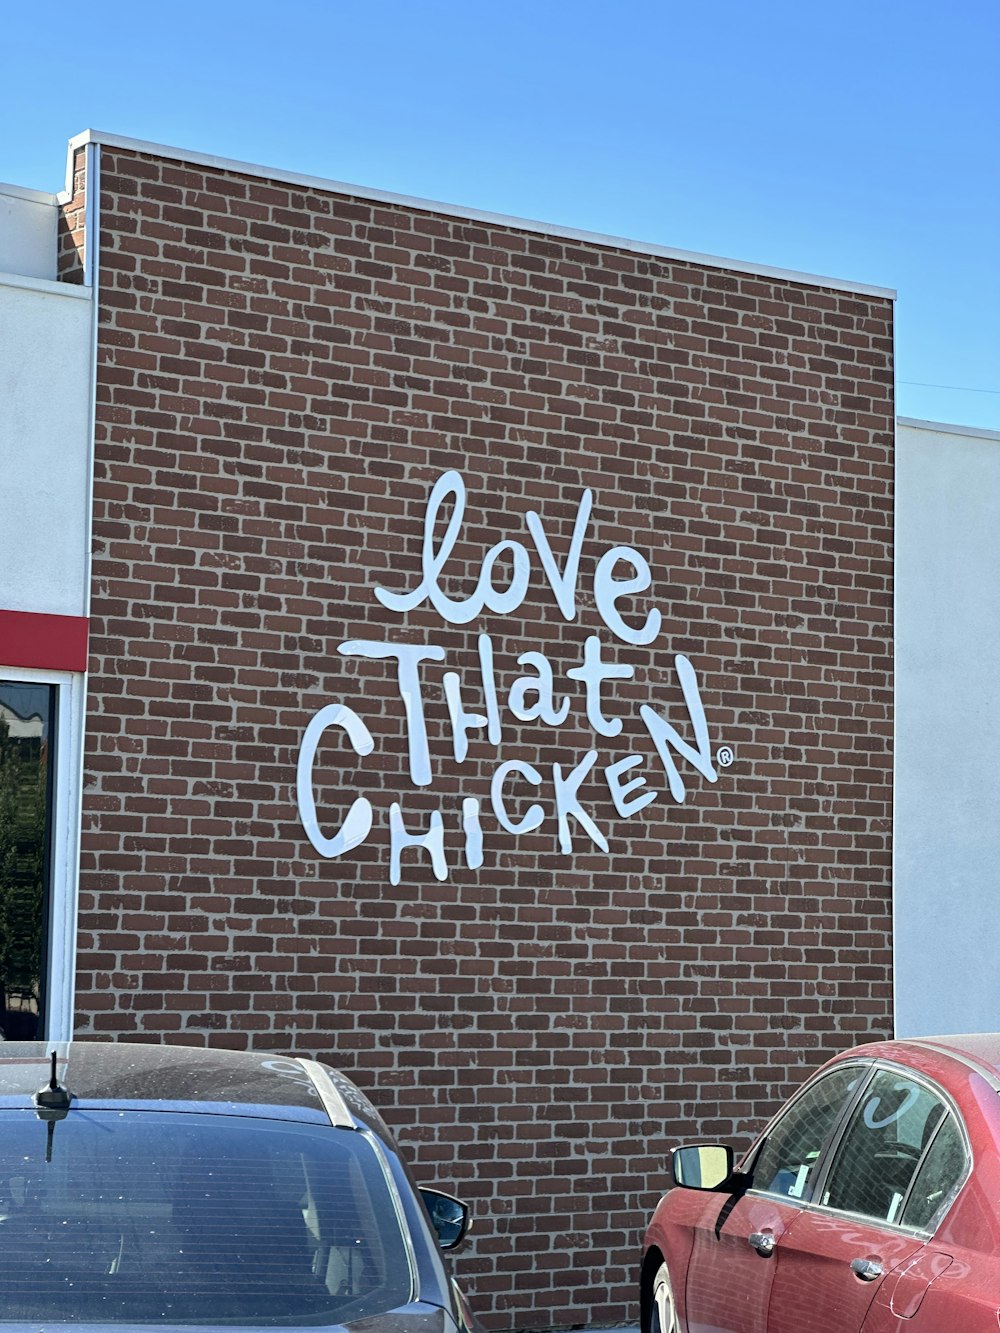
[3,0,997,428]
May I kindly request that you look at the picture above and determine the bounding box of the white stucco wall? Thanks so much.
[0,184,58,281]
[0,276,92,617]
[895,418,1000,1036]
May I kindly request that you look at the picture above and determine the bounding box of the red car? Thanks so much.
[641,1033,1000,1333]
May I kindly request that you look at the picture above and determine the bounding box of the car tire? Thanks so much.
[649,1262,679,1333]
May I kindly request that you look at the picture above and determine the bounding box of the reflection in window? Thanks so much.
[822,1070,945,1224]
[0,1113,412,1325]
[751,1066,862,1201]
[0,682,55,1039]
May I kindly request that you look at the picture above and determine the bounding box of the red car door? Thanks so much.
[764,1209,923,1333]
[683,1192,802,1333]
[681,1064,866,1333]
[766,1066,956,1333]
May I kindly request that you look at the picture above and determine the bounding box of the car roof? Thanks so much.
[834,1032,1000,1093]
[906,1033,1000,1081]
[0,1041,387,1132]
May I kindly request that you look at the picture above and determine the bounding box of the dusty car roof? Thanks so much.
[839,1032,1000,1094]
[909,1032,1000,1080]
[0,1041,369,1125]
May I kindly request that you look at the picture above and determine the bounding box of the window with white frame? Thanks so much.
[0,669,82,1040]
[0,680,55,1038]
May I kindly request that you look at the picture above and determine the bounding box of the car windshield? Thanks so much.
[0,1110,412,1326]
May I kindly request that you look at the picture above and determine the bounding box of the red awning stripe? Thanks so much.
[0,609,90,673]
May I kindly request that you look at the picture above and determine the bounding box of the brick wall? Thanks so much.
[57,146,87,282]
[75,144,894,1330]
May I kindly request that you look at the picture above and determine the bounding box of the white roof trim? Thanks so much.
[0,270,92,300]
[0,180,57,206]
[67,129,896,301]
[898,416,1000,444]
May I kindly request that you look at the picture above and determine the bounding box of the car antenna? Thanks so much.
[34,1051,73,1163]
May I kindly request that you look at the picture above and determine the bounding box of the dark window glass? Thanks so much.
[0,1111,412,1325]
[751,1066,863,1200]
[0,682,56,1040]
[901,1113,967,1230]
[822,1070,945,1224]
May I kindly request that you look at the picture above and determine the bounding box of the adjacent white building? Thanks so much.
[0,175,93,1038]
[895,417,1000,1036]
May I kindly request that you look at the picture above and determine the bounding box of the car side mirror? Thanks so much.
[419,1188,472,1251]
[671,1144,735,1191]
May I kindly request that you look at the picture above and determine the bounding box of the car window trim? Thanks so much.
[360,1126,419,1304]
[860,1060,972,1234]
[735,1056,973,1241]
[808,1063,936,1220]
[799,1059,972,1239]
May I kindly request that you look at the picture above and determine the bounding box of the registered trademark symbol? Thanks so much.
[717,746,735,768]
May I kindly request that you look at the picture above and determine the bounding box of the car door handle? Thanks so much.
[850,1258,884,1282]
[748,1231,776,1257]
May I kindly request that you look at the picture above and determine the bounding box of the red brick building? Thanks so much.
[3,132,894,1329]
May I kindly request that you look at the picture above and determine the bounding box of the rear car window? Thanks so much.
[0,1110,412,1325]
[821,1069,951,1225]
[901,1111,967,1230]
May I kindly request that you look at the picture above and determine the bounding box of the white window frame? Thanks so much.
[0,664,84,1039]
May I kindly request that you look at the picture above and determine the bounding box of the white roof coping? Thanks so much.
[898,416,1000,444]
[0,270,92,300]
[0,180,57,206]
[68,129,896,302]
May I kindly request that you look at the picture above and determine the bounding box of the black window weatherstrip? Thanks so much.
[804,1064,882,1207]
[744,1061,879,1202]
[809,1066,910,1217]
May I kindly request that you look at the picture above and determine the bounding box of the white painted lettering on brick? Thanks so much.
[338,640,444,786]
[491,760,545,835]
[299,471,728,880]
[296,704,375,858]
[604,754,657,818]
[508,651,569,725]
